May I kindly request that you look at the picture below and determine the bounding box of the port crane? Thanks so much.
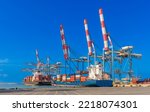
[98,9,142,82]
[60,25,88,76]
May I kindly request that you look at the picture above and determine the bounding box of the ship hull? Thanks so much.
[54,80,113,87]
[24,81,51,86]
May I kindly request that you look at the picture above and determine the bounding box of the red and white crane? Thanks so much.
[60,25,69,60]
[99,8,114,79]
[84,19,96,66]
[84,19,93,56]
[99,9,109,51]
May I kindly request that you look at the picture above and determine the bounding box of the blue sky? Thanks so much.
[0,0,150,82]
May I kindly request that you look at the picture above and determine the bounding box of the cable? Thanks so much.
[110,36,122,49]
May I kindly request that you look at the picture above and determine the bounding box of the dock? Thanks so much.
[0,87,150,95]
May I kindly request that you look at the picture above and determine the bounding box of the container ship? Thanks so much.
[53,65,113,87]
[24,70,52,86]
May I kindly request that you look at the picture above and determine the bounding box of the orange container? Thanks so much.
[35,76,38,81]
[80,76,87,82]
[29,76,31,82]
[103,74,110,80]
[31,76,33,81]
[26,77,29,81]
[62,74,67,82]
[70,75,75,82]
[75,75,81,80]
[132,78,138,84]
[35,75,42,81]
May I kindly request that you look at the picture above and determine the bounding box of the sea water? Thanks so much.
[0,82,53,89]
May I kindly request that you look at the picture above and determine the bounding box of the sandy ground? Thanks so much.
[0,87,150,95]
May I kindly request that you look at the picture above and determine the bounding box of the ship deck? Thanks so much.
[0,87,150,95]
